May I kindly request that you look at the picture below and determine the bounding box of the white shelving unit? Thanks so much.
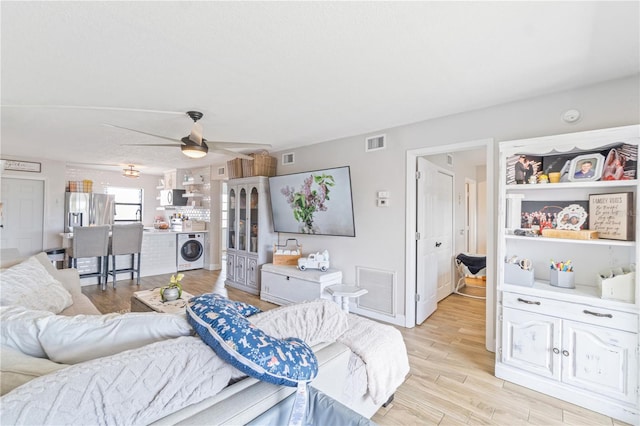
[495,125,639,424]
[181,174,210,209]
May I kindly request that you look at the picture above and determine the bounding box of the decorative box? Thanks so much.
[598,267,635,303]
[504,263,535,287]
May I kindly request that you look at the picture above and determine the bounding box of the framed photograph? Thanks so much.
[601,144,638,181]
[555,204,588,231]
[568,153,604,182]
[506,154,543,185]
[520,200,589,231]
[589,192,635,241]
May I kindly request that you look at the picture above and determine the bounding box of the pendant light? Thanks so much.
[123,165,140,178]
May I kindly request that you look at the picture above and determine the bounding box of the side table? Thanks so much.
[131,288,195,314]
[326,285,368,313]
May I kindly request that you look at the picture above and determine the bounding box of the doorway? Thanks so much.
[405,138,496,351]
[0,178,45,255]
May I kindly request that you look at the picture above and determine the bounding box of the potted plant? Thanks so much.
[160,273,184,302]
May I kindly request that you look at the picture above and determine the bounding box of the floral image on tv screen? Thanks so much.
[268,166,356,237]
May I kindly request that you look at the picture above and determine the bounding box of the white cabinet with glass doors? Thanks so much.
[225,176,275,295]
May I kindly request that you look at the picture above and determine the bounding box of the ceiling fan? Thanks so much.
[106,111,271,159]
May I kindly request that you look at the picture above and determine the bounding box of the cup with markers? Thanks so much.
[549,259,575,289]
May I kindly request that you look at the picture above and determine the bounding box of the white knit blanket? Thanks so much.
[0,336,235,425]
[252,300,409,405]
[337,313,410,405]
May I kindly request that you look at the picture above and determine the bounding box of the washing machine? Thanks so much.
[177,233,205,271]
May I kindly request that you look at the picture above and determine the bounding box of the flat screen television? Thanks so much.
[268,166,356,237]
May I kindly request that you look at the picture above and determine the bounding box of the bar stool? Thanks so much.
[108,223,143,288]
[67,225,110,290]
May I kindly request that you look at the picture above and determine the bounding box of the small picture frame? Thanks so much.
[568,153,604,182]
[589,192,635,241]
[555,204,588,231]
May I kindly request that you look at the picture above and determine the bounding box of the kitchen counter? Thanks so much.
[59,229,208,286]
[61,229,208,239]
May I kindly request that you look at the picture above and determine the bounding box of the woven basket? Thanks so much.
[250,151,277,177]
[227,158,244,179]
[242,159,255,177]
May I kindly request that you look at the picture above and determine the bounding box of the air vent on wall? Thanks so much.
[217,166,226,176]
[365,134,386,152]
[282,152,295,165]
[356,266,396,316]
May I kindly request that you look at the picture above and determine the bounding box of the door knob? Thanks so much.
[435,242,442,247]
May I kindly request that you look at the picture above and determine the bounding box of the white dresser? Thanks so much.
[260,263,342,306]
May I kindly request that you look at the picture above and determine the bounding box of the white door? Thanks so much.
[0,178,45,255]
[416,158,454,323]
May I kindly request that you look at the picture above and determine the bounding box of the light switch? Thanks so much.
[377,191,390,199]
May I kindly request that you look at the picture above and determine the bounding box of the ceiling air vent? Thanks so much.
[365,134,386,152]
[447,153,454,167]
[217,167,226,176]
[282,152,295,165]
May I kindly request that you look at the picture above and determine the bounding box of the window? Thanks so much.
[106,187,143,222]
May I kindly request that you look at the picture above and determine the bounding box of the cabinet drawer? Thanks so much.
[503,292,638,333]
[262,271,320,304]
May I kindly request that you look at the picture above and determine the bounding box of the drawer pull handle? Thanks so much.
[517,298,540,305]
[286,276,290,281]
[562,350,569,357]
[583,310,613,318]
[553,348,560,354]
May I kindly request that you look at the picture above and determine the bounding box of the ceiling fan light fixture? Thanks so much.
[123,165,140,178]
[181,143,208,158]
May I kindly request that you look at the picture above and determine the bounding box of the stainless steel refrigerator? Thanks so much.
[64,193,115,232]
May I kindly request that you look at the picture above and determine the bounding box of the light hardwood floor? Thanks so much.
[83,269,627,426]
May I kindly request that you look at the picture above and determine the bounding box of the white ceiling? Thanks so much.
[1,1,638,175]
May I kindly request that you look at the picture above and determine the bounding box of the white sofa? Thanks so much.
[0,252,408,424]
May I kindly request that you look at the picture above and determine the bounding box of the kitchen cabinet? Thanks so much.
[261,263,342,306]
[225,176,275,295]
[163,169,186,190]
[495,125,639,424]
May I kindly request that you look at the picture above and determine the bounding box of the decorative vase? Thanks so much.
[160,285,181,302]
[299,221,319,234]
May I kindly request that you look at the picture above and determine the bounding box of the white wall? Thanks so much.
[268,75,640,325]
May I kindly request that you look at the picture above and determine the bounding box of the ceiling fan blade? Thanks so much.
[120,143,183,147]
[104,124,183,144]
[207,142,272,150]
[209,148,253,160]
[189,122,203,145]
[2,105,185,115]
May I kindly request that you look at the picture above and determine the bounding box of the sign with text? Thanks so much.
[589,192,635,241]
[1,159,41,173]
